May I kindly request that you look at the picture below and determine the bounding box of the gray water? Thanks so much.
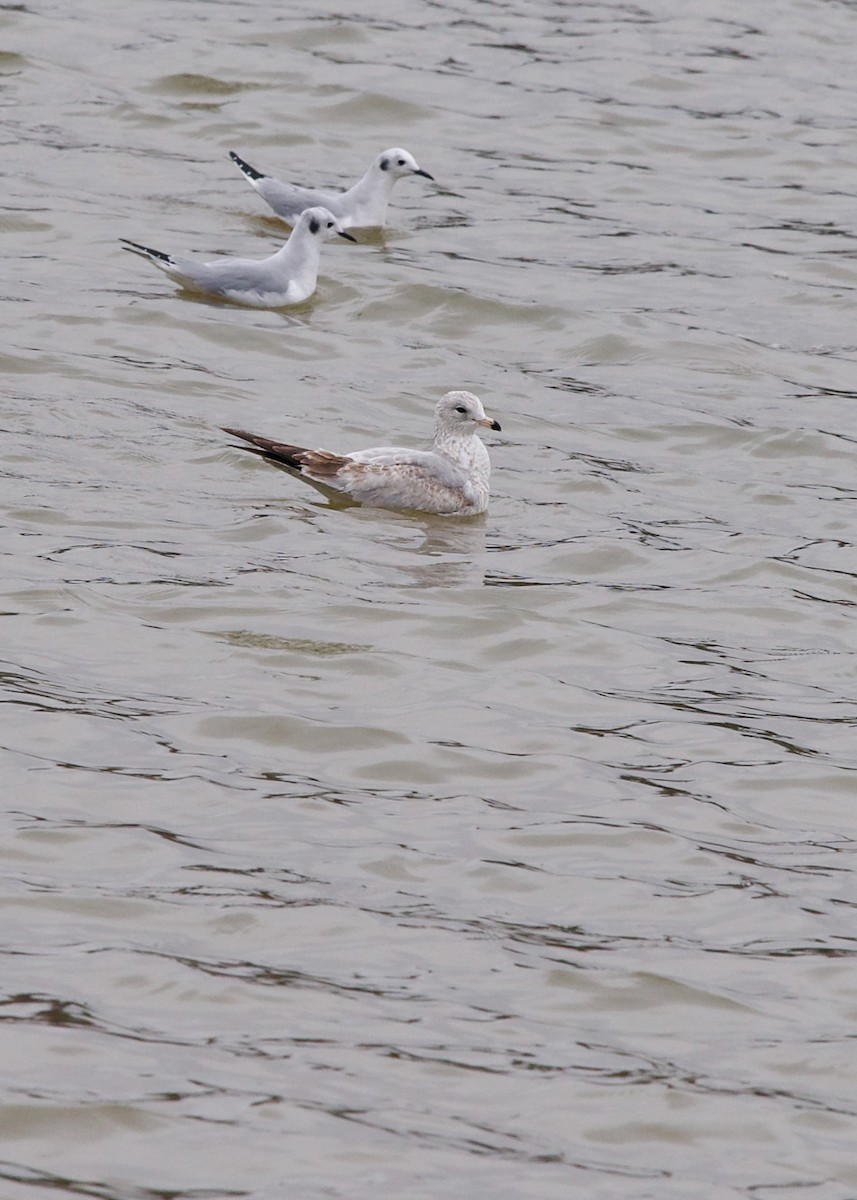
[3,1,857,1197]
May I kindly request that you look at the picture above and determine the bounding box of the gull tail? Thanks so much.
[229,151,267,182]
[120,238,174,266]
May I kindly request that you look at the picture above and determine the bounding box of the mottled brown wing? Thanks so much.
[299,449,353,479]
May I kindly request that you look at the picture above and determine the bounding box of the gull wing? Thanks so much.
[327,449,478,513]
[254,180,344,223]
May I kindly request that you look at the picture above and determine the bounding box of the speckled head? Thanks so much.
[436,390,501,433]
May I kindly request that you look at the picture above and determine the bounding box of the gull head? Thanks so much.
[436,390,501,434]
[376,148,435,182]
[298,206,357,243]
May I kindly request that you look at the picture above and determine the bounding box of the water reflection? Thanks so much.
[403,517,490,588]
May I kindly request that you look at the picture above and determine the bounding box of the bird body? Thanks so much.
[224,392,501,516]
[229,147,434,229]
[121,206,355,306]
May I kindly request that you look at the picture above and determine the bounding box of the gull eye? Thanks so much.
[398,158,406,165]
[455,405,467,414]
[327,221,333,228]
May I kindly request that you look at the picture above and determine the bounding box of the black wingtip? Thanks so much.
[120,238,172,264]
[223,427,306,472]
[229,150,266,181]
[223,425,277,454]
[222,426,270,458]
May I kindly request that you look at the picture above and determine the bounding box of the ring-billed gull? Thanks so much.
[229,147,435,229]
[224,391,501,516]
[120,206,356,307]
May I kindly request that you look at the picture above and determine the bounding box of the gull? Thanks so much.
[224,391,501,516]
[120,206,356,307]
[228,146,435,229]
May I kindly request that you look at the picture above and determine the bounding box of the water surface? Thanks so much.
[3,1,857,1197]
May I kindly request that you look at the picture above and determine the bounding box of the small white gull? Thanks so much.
[121,206,356,307]
[229,146,435,229]
[224,391,501,516]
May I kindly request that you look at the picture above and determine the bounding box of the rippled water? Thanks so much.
[3,1,857,1197]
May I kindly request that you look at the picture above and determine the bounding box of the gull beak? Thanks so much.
[479,416,502,432]
[414,168,435,181]
[338,229,358,243]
